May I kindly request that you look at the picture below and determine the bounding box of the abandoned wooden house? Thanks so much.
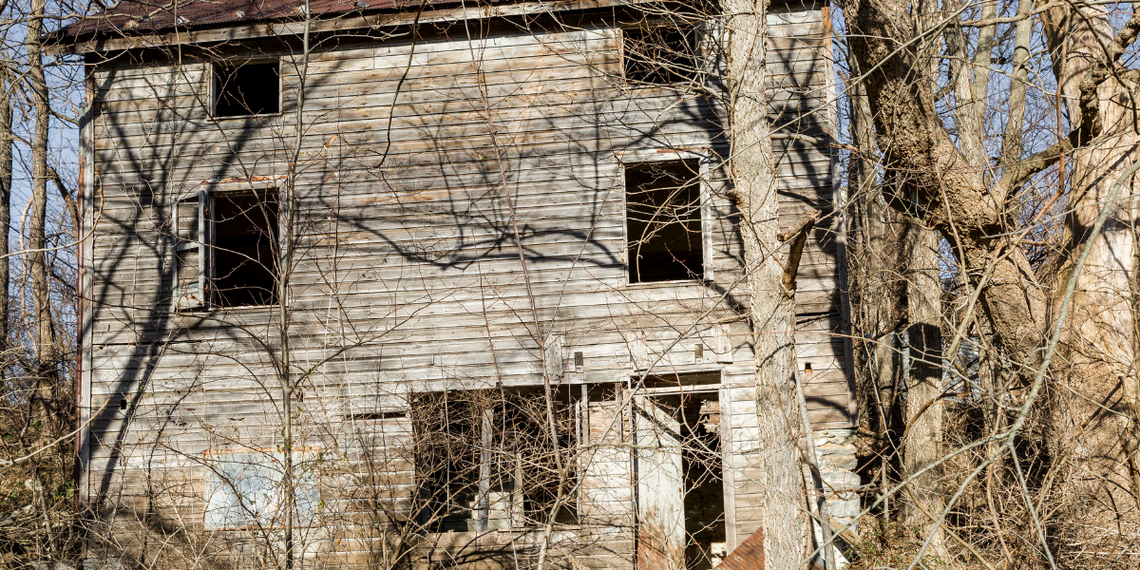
[53,0,857,567]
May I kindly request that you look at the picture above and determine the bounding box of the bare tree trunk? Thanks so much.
[940,0,990,171]
[723,0,808,564]
[1000,0,1033,170]
[0,69,12,349]
[280,5,313,566]
[1038,5,1140,564]
[901,226,945,556]
[26,0,57,424]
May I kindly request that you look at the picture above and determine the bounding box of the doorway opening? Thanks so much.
[635,389,726,570]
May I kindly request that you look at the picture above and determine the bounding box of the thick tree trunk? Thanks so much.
[1039,6,1140,564]
[723,0,808,565]
[843,0,1140,562]
[839,0,1048,370]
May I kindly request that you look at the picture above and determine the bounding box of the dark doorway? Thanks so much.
[680,395,725,569]
[636,390,726,570]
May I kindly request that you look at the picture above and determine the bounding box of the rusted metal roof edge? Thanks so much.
[49,0,637,55]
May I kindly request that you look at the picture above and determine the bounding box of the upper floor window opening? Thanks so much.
[625,159,705,284]
[213,60,281,117]
[623,22,702,86]
[175,186,280,310]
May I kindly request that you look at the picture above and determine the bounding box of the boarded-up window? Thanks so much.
[626,160,704,283]
[213,61,281,117]
[204,451,319,530]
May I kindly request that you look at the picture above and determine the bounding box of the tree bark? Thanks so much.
[0,69,12,349]
[1039,5,1140,564]
[901,226,945,556]
[1000,0,1033,170]
[839,0,1048,371]
[26,0,57,425]
[723,0,808,564]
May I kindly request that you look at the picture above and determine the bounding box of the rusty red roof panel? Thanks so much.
[716,527,765,570]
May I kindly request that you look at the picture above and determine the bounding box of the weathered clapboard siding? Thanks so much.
[78,0,847,566]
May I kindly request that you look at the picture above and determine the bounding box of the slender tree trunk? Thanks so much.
[280,6,312,565]
[723,0,808,564]
[26,0,57,425]
[1000,0,1033,170]
[940,0,990,171]
[901,226,945,555]
[0,69,12,349]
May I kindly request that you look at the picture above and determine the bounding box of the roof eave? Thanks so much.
[49,0,632,55]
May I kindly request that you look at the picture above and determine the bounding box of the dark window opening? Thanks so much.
[412,390,579,533]
[213,190,279,307]
[214,62,280,117]
[624,25,700,85]
[626,159,704,283]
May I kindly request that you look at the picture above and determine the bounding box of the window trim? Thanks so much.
[617,150,714,285]
[209,59,284,119]
[173,176,286,311]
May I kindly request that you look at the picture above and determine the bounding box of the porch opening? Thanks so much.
[412,388,581,533]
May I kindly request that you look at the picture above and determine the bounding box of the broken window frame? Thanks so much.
[620,151,714,285]
[174,189,209,310]
[173,178,283,311]
[211,59,282,118]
